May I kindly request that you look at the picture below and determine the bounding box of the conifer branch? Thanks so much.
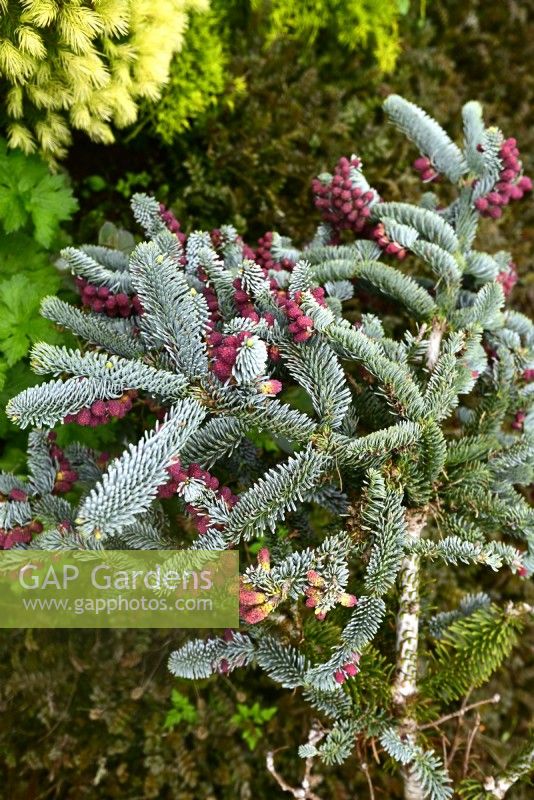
[482,732,534,798]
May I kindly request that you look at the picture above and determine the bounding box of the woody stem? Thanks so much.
[392,510,427,800]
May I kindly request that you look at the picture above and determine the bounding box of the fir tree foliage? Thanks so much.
[4,95,534,799]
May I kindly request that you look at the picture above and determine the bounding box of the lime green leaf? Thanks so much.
[0,232,51,277]
[164,689,198,728]
[0,273,61,365]
[0,140,78,247]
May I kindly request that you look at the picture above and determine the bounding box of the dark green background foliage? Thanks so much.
[1,1,534,798]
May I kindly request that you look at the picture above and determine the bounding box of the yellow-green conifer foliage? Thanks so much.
[251,0,406,74]
[149,0,407,146]
[148,4,228,143]
[0,0,207,161]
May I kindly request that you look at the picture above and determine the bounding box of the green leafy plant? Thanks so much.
[0,140,77,246]
[0,140,77,470]
[231,702,278,751]
[164,688,198,729]
[0,274,63,370]
[0,140,77,370]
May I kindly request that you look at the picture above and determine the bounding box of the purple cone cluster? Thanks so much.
[47,432,78,494]
[496,261,518,298]
[255,231,296,276]
[413,155,440,183]
[0,488,43,549]
[0,519,43,549]
[64,391,137,427]
[512,410,526,431]
[334,653,361,685]
[304,569,358,621]
[474,138,532,218]
[372,222,408,261]
[199,267,221,324]
[312,156,375,232]
[75,277,142,317]
[232,277,261,323]
[207,330,253,382]
[276,287,326,343]
[159,202,186,246]
[157,460,238,536]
